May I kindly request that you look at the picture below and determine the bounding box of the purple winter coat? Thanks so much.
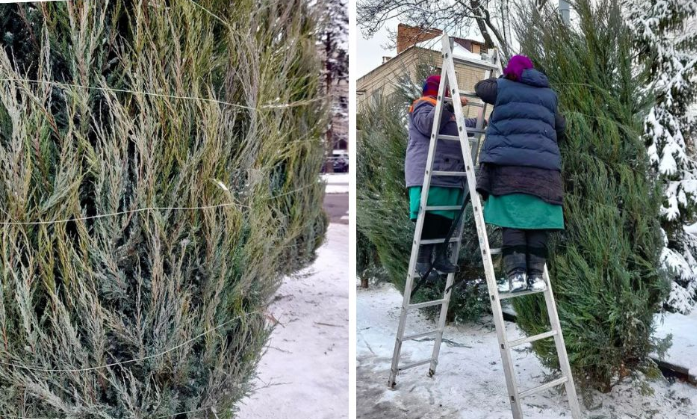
[405,97,477,189]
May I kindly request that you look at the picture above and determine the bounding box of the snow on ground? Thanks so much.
[357,282,697,419]
[686,222,697,236]
[323,173,350,194]
[237,223,349,419]
[654,310,697,383]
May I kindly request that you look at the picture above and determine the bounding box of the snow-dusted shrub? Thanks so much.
[0,1,326,416]
[622,0,697,314]
[512,0,670,391]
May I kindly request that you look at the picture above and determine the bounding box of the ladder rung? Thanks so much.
[401,330,440,342]
[398,359,432,371]
[498,288,546,300]
[438,134,479,143]
[420,237,460,245]
[490,248,502,255]
[508,330,557,348]
[519,377,568,398]
[459,90,479,98]
[432,170,467,177]
[442,97,485,108]
[409,299,447,310]
[425,205,461,211]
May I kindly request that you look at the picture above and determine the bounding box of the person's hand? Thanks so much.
[460,97,469,106]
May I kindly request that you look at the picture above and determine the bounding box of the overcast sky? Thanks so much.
[357,20,399,79]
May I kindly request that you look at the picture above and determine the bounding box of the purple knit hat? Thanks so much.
[504,55,534,81]
[422,75,441,97]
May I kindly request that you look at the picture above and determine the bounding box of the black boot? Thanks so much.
[415,244,439,282]
[527,252,547,292]
[501,250,527,293]
[432,244,458,274]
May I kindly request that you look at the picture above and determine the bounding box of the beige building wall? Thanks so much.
[357,47,493,119]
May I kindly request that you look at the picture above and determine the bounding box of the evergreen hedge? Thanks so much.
[0,1,326,416]
[511,0,669,391]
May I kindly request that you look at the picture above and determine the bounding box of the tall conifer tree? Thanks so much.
[0,1,327,415]
[511,0,669,391]
[623,0,697,313]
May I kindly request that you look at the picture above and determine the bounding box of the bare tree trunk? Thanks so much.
[325,31,335,173]
[470,0,512,58]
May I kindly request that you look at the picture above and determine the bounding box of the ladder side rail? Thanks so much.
[473,48,502,166]
[472,101,488,165]
[388,59,452,387]
[441,35,524,419]
[542,265,582,418]
[428,187,469,375]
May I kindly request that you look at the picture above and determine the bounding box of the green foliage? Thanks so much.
[0,0,326,416]
[511,0,669,391]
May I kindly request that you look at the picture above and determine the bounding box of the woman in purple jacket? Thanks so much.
[405,75,478,281]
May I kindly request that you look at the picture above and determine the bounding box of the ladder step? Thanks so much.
[432,170,467,177]
[459,90,479,98]
[425,205,462,211]
[438,134,481,142]
[490,248,502,255]
[508,330,557,348]
[498,288,546,300]
[420,237,460,245]
[401,330,440,342]
[519,377,568,398]
[443,97,485,108]
[398,359,432,371]
[409,299,447,310]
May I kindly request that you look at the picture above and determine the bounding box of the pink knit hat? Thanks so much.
[504,55,534,81]
[422,75,441,97]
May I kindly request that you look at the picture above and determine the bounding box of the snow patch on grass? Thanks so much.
[654,310,697,383]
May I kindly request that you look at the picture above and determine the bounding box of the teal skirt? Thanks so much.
[484,193,564,230]
[409,186,463,221]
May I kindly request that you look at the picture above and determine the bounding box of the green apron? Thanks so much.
[484,193,564,229]
[409,186,463,221]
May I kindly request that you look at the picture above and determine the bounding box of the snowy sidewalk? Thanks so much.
[357,283,697,419]
[238,223,349,418]
[323,173,350,194]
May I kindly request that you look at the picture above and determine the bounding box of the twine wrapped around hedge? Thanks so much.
[0,0,327,416]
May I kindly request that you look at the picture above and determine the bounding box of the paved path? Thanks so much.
[324,193,349,224]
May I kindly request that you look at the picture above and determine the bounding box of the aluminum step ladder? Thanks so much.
[387,34,582,419]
